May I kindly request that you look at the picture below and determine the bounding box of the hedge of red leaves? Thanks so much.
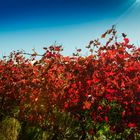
[0,27,140,137]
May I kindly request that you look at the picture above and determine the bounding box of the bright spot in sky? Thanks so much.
[136,0,140,3]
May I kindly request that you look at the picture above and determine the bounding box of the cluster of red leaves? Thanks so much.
[0,27,140,132]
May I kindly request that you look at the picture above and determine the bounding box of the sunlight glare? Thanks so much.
[136,0,140,3]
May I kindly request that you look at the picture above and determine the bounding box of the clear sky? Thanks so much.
[0,0,140,57]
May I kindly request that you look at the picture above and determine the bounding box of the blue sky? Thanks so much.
[0,0,140,57]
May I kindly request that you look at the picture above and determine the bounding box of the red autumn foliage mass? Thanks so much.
[0,27,140,133]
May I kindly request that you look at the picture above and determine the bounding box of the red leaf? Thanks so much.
[54,46,61,51]
[97,105,102,111]
[101,31,107,38]
[122,38,129,46]
[128,123,136,128]
[105,116,108,123]
[124,38,129,44]
[83,101,91,110]
[121,81,125,88]
[122,110,126,118]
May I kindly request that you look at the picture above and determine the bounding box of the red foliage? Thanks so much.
[0,27,140,132]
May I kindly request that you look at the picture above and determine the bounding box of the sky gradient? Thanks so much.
[0,0,140,57]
